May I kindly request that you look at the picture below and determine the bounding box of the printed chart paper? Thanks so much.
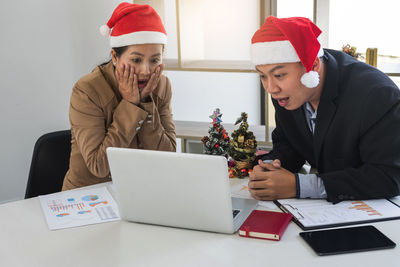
[39,186,120,230]
[277,198,400,229]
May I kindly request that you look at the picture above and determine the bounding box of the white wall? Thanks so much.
[0,0,123,203]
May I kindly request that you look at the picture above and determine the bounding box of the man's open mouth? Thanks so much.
[276,97,289,107]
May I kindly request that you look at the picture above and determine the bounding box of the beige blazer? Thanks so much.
[62,61,176,190]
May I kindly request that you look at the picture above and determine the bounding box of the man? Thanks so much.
[248,16,400,203]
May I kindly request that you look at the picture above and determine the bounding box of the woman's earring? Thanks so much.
[113,61,116,66]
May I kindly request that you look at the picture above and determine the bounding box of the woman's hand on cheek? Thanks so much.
[140,64,164,102]
[115,64,140,105]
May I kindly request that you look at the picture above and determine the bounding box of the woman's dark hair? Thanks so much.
[112,46,129,57]
[99,46,128,67]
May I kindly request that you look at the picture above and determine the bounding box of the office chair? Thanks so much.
[25,130,71,198]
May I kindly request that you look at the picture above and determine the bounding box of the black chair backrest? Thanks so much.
[25,130,72,198]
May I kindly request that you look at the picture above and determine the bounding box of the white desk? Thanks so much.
[1,182,399,267]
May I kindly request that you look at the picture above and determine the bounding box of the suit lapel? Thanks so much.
[314,52,339,167]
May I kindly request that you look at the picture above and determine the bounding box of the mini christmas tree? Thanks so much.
[201,108,230,156]
[342,44,362,59]
[228,112,257,178]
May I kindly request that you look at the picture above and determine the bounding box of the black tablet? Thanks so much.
[300,225,396,256]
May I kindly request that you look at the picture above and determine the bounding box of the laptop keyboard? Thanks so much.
[232,209,241,218]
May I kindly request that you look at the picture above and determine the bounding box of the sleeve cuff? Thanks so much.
[297,173,327,199]
[295,173,301,198]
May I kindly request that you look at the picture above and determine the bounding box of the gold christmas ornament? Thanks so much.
[228,112,258,178]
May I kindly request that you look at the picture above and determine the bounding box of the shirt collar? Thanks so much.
[304,102,317,120]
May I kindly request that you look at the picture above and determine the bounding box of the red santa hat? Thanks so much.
[251,16,324,88]
[99,2,167,48]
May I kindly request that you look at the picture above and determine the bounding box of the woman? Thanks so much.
[62,3,176,190]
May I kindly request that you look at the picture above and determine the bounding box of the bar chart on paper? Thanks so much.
[349,201,382,216]
[39,186,120,230]
[47,200,86,212]
[276,198,400,229]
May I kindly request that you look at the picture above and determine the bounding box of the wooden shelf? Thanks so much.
[174,120,272,145]
[164,59,256,73]
[378,62,400,76]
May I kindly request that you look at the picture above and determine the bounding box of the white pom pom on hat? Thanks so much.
[251,16,324,88]
[300,71,320,88]
[99,2,167,48]
[99,25,111,36]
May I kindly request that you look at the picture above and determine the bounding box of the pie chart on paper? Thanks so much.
[82,195,99,201]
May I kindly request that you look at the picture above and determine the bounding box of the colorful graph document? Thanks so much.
[275,198,400,230]
[39,186,120,230]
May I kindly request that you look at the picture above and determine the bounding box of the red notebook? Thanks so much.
[239,210,292,241]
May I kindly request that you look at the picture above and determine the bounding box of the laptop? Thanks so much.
[106,147,258,234]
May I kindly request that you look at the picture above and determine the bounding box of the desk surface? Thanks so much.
[1,182,399,267]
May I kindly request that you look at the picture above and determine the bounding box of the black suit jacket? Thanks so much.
[262,49,400,203]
